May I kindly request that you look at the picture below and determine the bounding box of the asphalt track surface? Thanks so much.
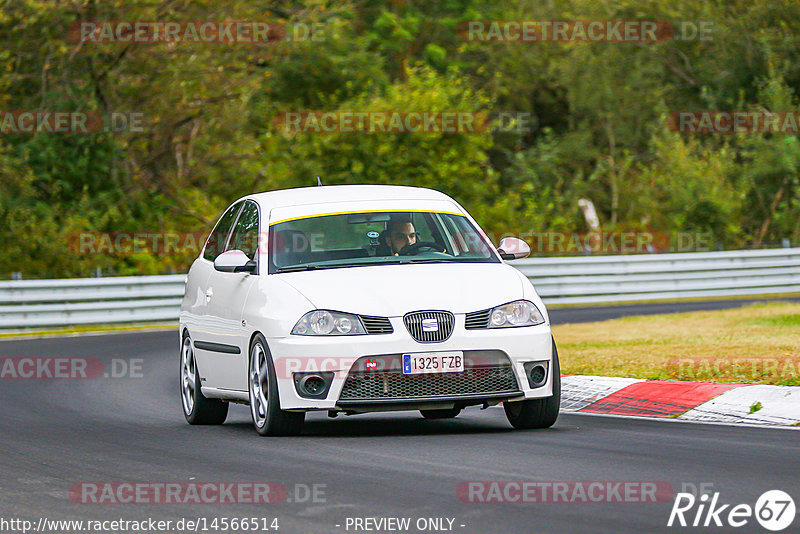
[1,301,799,534]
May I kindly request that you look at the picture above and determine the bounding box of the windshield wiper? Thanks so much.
[406,258,455,263]
[275,264,322,273]
[276,258,454,272]
[277,262,385,271]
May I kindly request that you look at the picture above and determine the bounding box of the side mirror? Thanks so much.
[214,249,256,273]
[497,237,531,260]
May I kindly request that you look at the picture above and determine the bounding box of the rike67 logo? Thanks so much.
[668,490,795,531]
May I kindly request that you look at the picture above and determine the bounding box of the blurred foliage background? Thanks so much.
[1,0,799,277]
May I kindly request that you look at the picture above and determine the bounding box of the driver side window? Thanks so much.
[227,201,260,260]
[203,202,242,262]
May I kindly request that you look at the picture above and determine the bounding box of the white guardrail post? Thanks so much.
[1,249,799,330]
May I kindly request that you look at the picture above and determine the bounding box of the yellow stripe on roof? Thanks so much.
[269,209,465,226]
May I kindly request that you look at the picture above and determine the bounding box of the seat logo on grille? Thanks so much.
[421,318,439,332]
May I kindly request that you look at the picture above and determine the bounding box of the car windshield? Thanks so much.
[268,210,499,273]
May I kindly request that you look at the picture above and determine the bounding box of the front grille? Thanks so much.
[359,315,393,334]
[465,309,491,329]
[403,311,454,343]
[339,365,519,400]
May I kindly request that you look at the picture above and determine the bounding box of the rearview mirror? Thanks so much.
[497,237,530,260]
[213,249,256,273]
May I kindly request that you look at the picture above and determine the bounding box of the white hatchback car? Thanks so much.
[180,185,560,435]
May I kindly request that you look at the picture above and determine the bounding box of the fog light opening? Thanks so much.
[525,362,548,388]
[299,374,326,396]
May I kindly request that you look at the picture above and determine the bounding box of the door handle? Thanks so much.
[205,288,213,302]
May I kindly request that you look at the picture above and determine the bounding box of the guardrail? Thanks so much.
[512,247,800,305]
[1,248,799,329]
[0,275,185,329]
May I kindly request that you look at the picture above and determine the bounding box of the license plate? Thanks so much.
[402,351,464,375]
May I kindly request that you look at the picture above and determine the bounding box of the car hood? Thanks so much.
[276,262,525,317]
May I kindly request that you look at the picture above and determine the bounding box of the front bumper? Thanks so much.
[266,316,553,411]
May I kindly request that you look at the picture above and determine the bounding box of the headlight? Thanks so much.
[291,310,366,336]
[488,300,545,328]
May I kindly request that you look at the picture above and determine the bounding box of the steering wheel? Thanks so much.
[398,241,447,256]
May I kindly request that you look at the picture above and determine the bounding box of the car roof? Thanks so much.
[241,184,455,210]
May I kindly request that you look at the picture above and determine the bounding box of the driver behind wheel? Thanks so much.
[376,215,417,256]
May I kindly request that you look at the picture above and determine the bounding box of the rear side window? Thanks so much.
[203,202,242,261]
[227,201,260,260]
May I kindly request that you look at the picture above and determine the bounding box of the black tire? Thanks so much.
[248,333,305,436]
[180,333,228,425]
[420,407,462,419]
[504,337,561,430]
